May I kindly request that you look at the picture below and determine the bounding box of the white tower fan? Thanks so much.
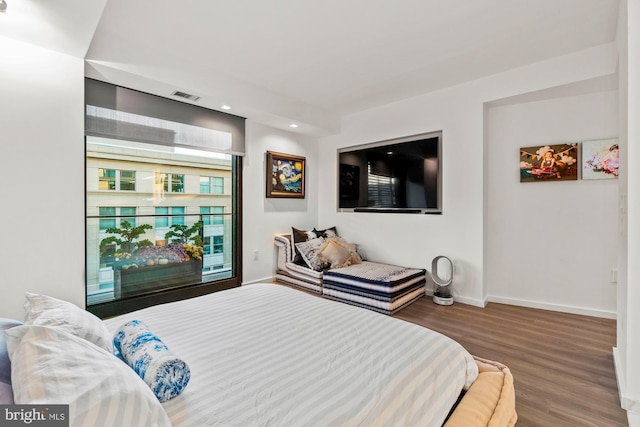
[431,255,454,305]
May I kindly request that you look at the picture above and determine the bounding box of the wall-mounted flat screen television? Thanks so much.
[338,131,442,214]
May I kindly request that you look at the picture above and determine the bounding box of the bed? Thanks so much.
[3,284,517,426]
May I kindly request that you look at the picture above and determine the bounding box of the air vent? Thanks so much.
[172,91,201,102]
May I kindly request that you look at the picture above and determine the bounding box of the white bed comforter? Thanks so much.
[104,284,478,427]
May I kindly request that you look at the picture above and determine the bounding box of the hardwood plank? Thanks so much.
[394,295,628,427]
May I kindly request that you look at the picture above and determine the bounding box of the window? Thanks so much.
[203,235,224,255]
[85,78,244,318]
[200,177,210,193]
[120,207,136,227]
[200,206,211,225]
[155,207,184,227]
[200,206,224,225]
[99,207,116,230]
[200,177,224,194]
[213,177,224,194]
[213,235,223,254]
[171,175,184,193]
[99,169,136,191]
[99,169,116,190]
[155,207,169,228]
[120,171,136,191]
[203,236,211,255]
[172,206,185,226]
[100,207,136,230]
[213,206,224,225]
[157,173,184,193]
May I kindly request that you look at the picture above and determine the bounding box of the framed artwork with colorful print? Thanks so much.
[520,143,579,183]
[582,138,619,180]
[266,151,306,198]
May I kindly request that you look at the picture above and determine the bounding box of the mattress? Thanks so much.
[104,283,478,427]
[323,261,426,314]
[324,261,426,293]
[323,285,425,314]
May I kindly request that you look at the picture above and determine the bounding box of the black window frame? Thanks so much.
[84,79,244,318]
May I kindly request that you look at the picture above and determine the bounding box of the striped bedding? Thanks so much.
[104,283,478,427]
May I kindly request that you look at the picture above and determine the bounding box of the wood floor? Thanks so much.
[394,295,628,427]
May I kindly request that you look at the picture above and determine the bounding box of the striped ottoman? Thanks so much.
[322,261,426,314]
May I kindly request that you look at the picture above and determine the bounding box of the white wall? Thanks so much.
[317,43,617,309]
[242,121,318,284]
[0,36,85,320]
[0,40,318,318]
[318,92,487,304]
[627,0,640,420]
[616,0,640,424]
[486,91,619,318]
[0,34,619,320]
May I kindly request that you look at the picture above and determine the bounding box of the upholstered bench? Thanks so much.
[322,261,426,315]
[274,233,426,313]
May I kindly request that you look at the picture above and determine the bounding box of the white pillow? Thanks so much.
[24,292,112,353]
[5,325,171,427]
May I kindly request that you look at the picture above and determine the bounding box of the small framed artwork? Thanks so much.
[582,138,619,180]
[520,143,579,183]
[266,151,306,198]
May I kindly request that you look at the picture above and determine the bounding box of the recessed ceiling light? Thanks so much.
[221,105,231,110]
[289,123,298,128]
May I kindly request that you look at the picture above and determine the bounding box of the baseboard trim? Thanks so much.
[451,295,486,307]
[613,347,640,418]
[424,288,486,308]
[271,280,615,318]
[487,296,616,319]
[242,277,276,286]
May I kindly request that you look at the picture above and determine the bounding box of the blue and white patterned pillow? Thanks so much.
[113,320,190,402]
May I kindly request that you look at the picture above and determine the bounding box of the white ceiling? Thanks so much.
[0,0,620,136]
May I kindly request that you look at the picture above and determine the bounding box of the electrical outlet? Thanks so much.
[253,250,259,261]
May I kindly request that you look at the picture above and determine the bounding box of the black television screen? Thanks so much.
[338,132,442,214]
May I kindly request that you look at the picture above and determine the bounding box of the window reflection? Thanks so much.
[86,137,234,305]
